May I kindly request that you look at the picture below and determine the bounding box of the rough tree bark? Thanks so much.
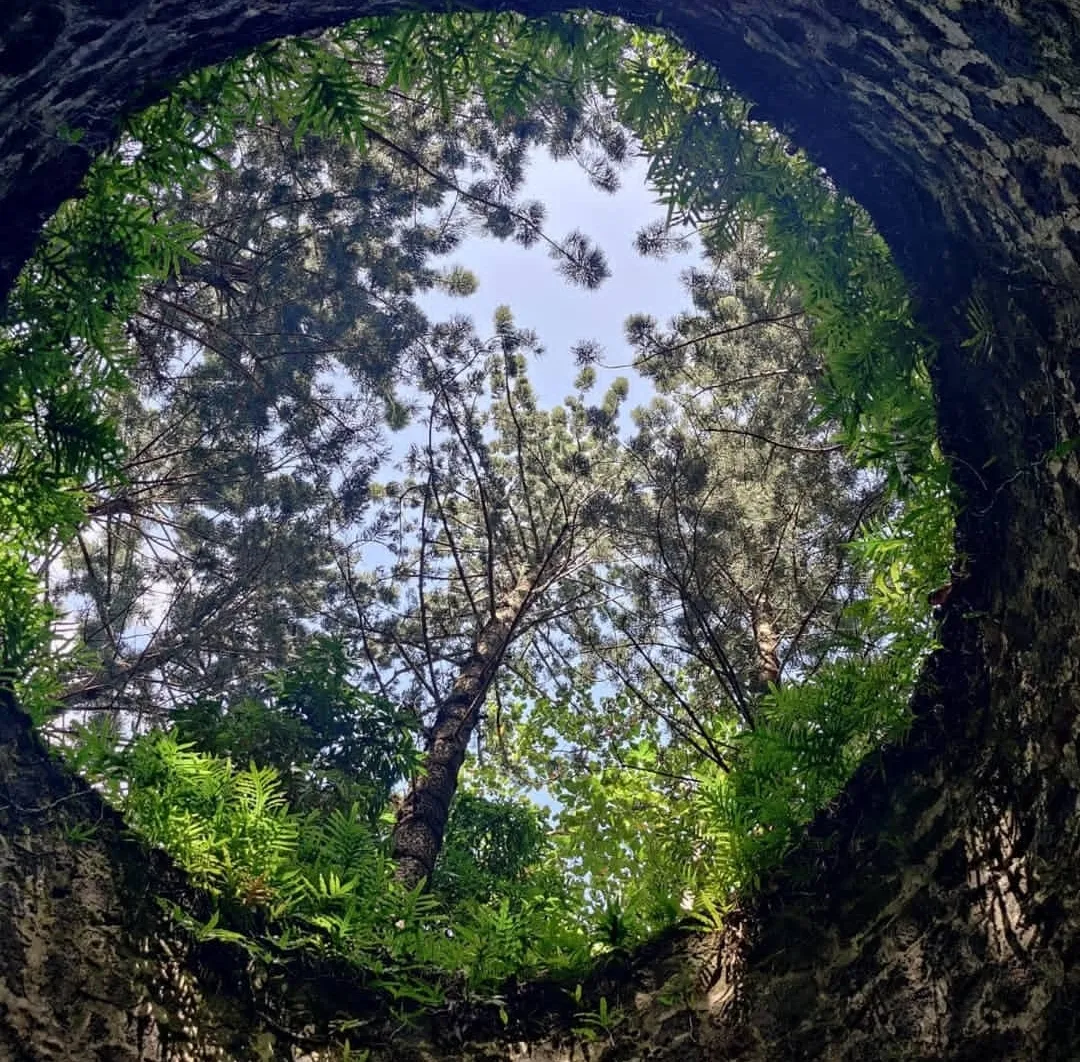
[391,572,537,889]
[750,600,782,693]
[4,1,1080,1059]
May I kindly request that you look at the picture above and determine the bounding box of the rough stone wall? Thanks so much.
[0,689,179,1059]
[4,1,1080,1059]
[0,686,442,1060]
[0,689,234,1060]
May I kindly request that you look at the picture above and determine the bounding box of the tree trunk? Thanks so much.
[391,572,536,888]
[750,599,781,693]
[5,1,1080,1059]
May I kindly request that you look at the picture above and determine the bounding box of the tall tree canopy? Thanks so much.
[33,46,936,940]
[46,43,623,723]
[2,4,1080,1060]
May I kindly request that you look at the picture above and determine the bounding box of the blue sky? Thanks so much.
[416,149,702,412]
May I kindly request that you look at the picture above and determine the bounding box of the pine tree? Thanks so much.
[50,83,619,726]
[325,307,628,886]
[591,232,881,749]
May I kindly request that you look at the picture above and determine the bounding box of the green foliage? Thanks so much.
[46,13,631,719]
[573,993,625,1043]
[848,454,956,663]
[124,735,298,892]
[550,759,700,940]
[599,25,956,914]
[77,719,599,1000]
[696,654,914,893]
[173,637,423,819]
[0,545,64,724]
[613,28,941,496]
[61,641,601,998]
[432,792,550,905]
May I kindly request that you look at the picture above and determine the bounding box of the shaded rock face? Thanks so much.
[3,2,1080,1059]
